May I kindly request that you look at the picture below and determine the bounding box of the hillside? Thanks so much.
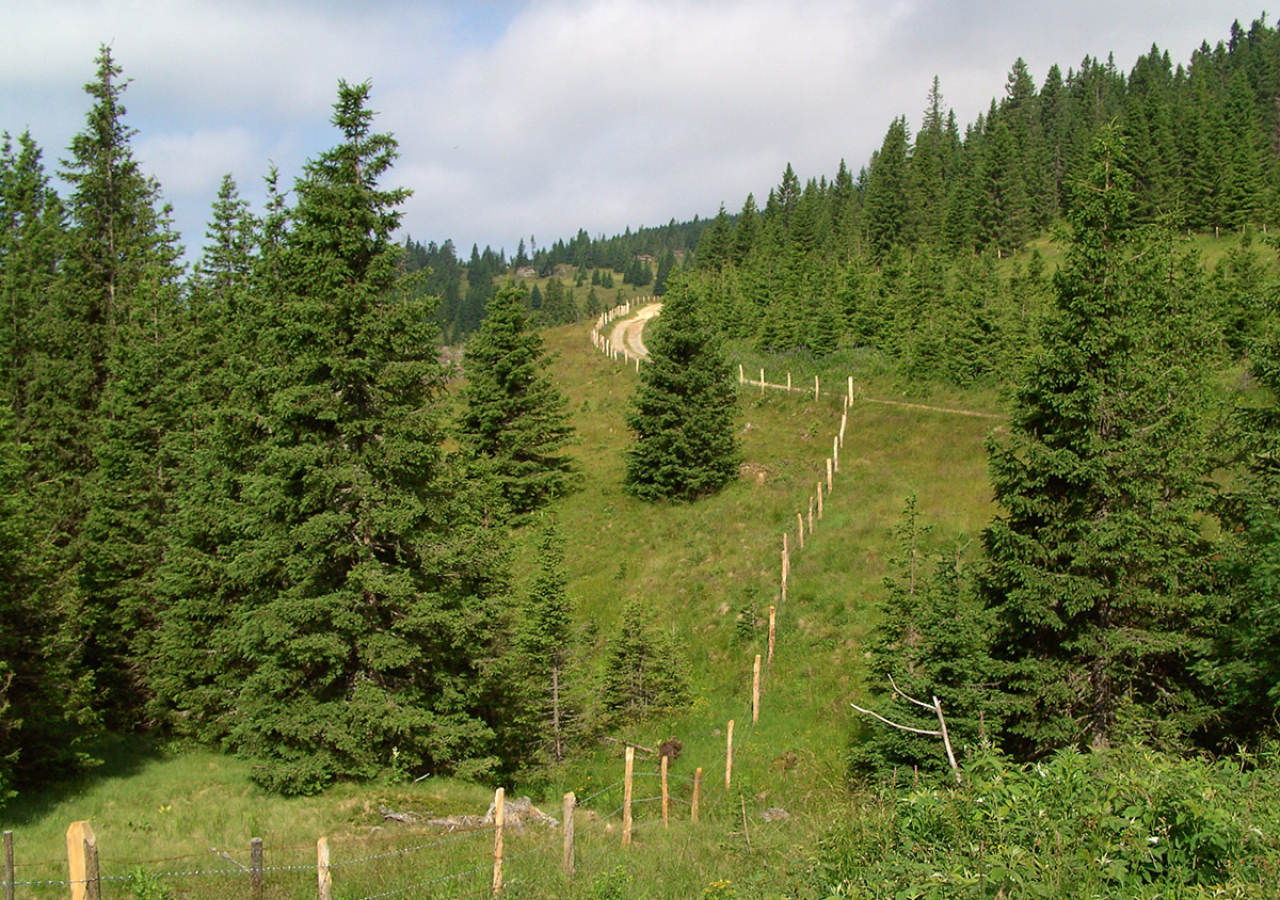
[0,304,1004,897]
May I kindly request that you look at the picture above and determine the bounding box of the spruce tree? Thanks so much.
[623,274,740,502]
[220,81,512,793]
[601,598,691,724]
[459,284,577,518]
[980,127,1220,756]
[514,519,575,762]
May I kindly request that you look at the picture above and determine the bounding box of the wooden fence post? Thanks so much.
[725,720,735,790]
[808,497,815,533]
[317,837,331,900]
[786,372,791,391]
[768,606,776,663]
[797,512,804,549]
[562,792,576,878]
[833,436,840,473]
[848,376,854,405]
[826,459,833,494]
[492,788,505,895]
[66,821,99,900]
[739,363,744,384]
[692,768,703,823]
[759,369,765,394]
[752,655,762,723]
[840,413,847,447]
[250,837,263,900]
[817,482,824,520]
[622,746,635,847]
[661,755,670,828]
[4,831,14,900]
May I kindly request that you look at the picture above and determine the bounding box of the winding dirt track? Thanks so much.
[608,302,662,360]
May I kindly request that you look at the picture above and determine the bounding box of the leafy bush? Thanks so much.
[809,744,1280,898]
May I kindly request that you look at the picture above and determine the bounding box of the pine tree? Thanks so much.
[980,127,1221,756]
[851,495,995,779]
[48,46,186,726]
[601,598,691,723]
[220,81,512,793]
[623,274,740,501]
[459,284,577,518]
[514,519,575,762]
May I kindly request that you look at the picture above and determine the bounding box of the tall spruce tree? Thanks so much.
[623,274,740,501]
[42,46,187,726]
[458,284,577,519]
[980,127,1220,756]
[217,81,512,793]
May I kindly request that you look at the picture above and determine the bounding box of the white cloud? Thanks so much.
[1,0,1270,261]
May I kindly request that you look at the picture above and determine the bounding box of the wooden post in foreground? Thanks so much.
[768,606,776,663]
[725,720,735,790]
[797,512,804,549]
[833,436,840,473]
[622,746,635,847]
[752,655,762,723]
[562,792,576,878]
[848,375,854,404]
[66,821,99,900]
[759,368,765,394]
[808,497,815,533]
[492,788,506,895]
[692,768,703,823]
[817,482,824,520]
[739,363,744,384]
[814,375,820,401]
[317,837,331,900]
[826,458,833,494]
[4,831,15,900]
[250,837,263,900]
[661,755,670,828]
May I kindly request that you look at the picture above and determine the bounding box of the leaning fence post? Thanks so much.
[492,788,505,895]
[622,746,635,847]
[250,837,263,900]
[4,831,14,900]
[317,837,331,900]
[66,821,99,900]
[562,792,576,878]
[725,720,735,790]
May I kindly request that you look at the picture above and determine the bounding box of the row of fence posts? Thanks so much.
[768,369,853,608]
[34,727,754,900]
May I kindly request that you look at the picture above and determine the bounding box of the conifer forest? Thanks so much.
[7,13,1280,899]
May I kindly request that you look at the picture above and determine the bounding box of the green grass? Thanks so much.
[3,309,1006,900]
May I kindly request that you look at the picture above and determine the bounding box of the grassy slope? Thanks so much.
[20,228,1271,895]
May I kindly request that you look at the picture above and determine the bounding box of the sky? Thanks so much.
[0,0,1270,264]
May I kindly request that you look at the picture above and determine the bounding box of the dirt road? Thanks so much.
[608,302,662,360]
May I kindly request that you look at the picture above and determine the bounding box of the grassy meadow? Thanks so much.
[4,292,1007,900]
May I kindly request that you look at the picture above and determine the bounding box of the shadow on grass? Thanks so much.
[3,732,166,826]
